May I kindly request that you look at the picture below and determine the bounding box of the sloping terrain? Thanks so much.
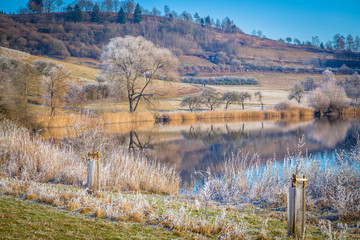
[1,13,359,77]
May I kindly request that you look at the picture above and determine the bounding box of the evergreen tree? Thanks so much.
[73,4,82,22]
[133,3,142,23]
[65,5,74,21]
[194,12,201,24]
[91,4,101,23]
[117,7,126,24]
[168,13,174,23]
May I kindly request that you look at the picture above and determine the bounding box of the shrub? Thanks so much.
[181,76,258,86]
[308,70,349,114]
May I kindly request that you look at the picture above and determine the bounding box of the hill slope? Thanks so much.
[1,13,360,76]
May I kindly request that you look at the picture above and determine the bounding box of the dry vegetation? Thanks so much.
[0,120,179,194]
[163,106,314,123]
[1,119,359,238]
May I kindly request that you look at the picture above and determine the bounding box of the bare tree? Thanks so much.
[302,76,317,91]
[180,96,201,112]
[221,92,238,110]
[121,0,134,14]
[288,81,304,104]
[201,89,221,111]
[55,0,63,12]
[34,60,69,116]
[254,91,264,110]
[345,72,360,104]
[43,0,56,13]
[238,92,251,110]
[100,36,178,113]
[102,0,113,12]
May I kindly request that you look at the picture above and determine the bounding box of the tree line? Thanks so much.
[180,89,263,112]
[14,0,241,33]
[274,34,360,53]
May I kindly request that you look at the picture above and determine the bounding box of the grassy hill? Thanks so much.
[1,12,360,77]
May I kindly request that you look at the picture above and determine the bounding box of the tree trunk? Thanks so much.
[129,98,134,112]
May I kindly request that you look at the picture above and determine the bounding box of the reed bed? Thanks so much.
[35,111,156,129]
[164,106,314,124]
[341,107,360,119]
[102,111,156,124]
[0,120,179,194]
[196,146,360,221]
[36,113,98,128]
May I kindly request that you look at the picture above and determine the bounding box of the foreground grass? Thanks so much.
[0,195,196,240]
[2,179,359,239]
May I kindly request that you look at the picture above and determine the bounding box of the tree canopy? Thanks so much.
[100,36,177,112]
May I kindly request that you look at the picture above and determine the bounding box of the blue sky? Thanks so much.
[1,0,360,43]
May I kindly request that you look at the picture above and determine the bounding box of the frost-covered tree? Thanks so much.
[345,72,360,103]
[238,92,251,110]
[180,96,201,112]
[34,60,69,117]
[100,36,177,112]
[254,91,264,110]
[288,81,304,104]
[201,89,221,111]
[308,70,349,114]
[222,92,239,110]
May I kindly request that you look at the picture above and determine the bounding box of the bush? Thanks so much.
[274,101,291,111]
[308,70,349,114]
[181,76,258,86]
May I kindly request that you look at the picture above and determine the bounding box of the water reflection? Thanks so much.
[308,118,351,147]
[128,131,154,151]
[119,119,360,183]
[41,118,360,183]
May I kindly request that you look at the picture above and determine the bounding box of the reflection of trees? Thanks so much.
[181,125,222,146]
[308,119,351,148]
[128,131,153,151]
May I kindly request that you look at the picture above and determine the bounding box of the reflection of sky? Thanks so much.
[124,119,360,183]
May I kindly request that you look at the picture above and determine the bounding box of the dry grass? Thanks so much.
[0,120,179,194]
[102,111,155,124]
[341,107,360,119]
[198,143,360,221]
[0,178,250,238]
[164,106,314,124]
[25,55,99,80]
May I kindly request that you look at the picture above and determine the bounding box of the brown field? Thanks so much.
[237,46,333,63]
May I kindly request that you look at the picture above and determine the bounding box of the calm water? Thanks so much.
[114,118,360,183]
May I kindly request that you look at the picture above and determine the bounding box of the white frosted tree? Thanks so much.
[308,70,349,114]
[100,36,178,112]
[288,81,304,104]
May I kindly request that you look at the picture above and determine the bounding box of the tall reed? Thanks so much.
[0,120,179,194]
[196,147,360,220]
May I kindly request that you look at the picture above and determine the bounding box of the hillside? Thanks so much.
[1,12,360,77]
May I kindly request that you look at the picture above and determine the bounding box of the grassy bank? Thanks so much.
[1,120,360,238]
[0,195,198,239]
[2,179,357,239]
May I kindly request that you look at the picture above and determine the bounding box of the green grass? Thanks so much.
[0,195,198,240]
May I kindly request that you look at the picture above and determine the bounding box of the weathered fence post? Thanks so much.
[87,152,101,194]
[288,174,307,238]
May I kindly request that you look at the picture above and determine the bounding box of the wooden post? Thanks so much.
[87,152,101,194]
[288,174,307,238]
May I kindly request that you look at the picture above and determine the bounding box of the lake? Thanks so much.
[101,118,360,183]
